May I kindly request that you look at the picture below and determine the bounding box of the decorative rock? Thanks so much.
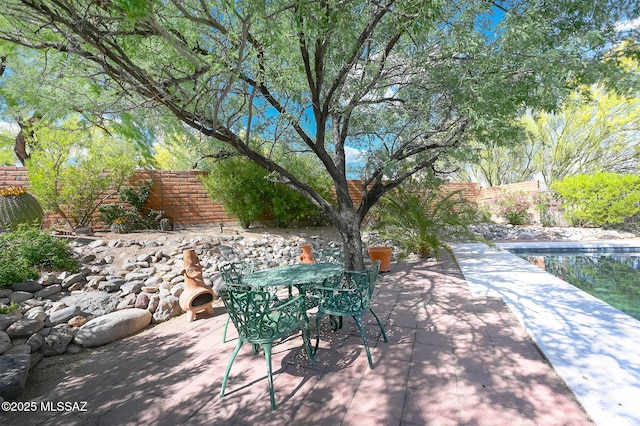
[144,276,164,286]
[39,273,58,286]
[141,286,159,293]
[23,308,47,322]
[9,291,33,304]
[134,293,150,309]
[59,293,120,317]
[147,294,160,313]
[26,333,43,352]
[65,343,83,354]
[116,293,136,310]
[6,319,45,338]
[120,281,144,295]
[0,289,12,298]
[98,280,123,293]
[61,273,85,288]
[34,284,62,299]
[152,296,181,323]
[67,316,88,327]
[68,281,85,292]
[42,327,75,356]
[0,354,31,399]
[0,312,22,326]
[46,305,82,327]
[74,309,152,348]
[12,280,43,292]
[5,344,31,355]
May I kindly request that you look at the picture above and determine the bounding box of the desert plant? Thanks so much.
[0,225,78,287]
[0,186,44,231]
[202,153,331,228]
[493,191,533,225]
[552,172,640,227]
[369,183,480,260]
[99,180,160,232]
[26,116,139,229]
[532,191,562,227]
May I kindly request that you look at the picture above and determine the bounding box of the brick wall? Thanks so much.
[0,167,234,228]
[0,166,543,228]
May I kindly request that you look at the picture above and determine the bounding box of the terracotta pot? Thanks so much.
[298,244,315,264]
[368,246,393,273]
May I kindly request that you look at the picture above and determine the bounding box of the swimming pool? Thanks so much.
[512,250,640,320]
[453,241,640,425]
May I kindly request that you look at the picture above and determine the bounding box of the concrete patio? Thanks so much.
[5,254,592,425]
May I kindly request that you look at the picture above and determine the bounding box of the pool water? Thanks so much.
[514,252,640,321]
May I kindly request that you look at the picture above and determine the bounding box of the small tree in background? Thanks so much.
[552,172,640,227]
[26,116,139,229]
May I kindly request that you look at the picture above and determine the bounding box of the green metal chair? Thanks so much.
[218,261,254,343]
[219,288,316,410]
[313,261,387,369]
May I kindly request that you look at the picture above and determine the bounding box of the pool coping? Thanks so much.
[452,241,640,426]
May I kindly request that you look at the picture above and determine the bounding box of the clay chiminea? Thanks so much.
[298,244,315,264]
[179,249,215,322]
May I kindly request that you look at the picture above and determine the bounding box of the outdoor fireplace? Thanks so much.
[179,249,215,322]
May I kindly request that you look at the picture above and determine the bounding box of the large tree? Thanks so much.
[0,1,637,268]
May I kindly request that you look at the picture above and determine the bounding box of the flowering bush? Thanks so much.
[532,191,562,227]
[493,191,532,225]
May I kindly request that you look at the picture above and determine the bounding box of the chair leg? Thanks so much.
[222,315,230,343]
[353,315,375,369]
[369,308,388,342]
[263,343,276,410]
[314,311,323,355]
[220,340,243,398]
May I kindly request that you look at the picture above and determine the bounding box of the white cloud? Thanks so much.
[615,17,640,32]
[344,146,363,164]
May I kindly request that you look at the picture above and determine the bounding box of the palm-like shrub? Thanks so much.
[369,184,480,260]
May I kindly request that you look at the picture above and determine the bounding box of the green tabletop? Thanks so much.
[243,263,343,288]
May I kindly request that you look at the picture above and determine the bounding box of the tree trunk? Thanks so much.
[333,209,365,271]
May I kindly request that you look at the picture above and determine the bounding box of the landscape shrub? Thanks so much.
[368,180,481,259]
[493,191,532,225]
[26,116,138,229]
[0,226,78,288]
[552,172,640,227]
[532,191,562,227]
[201,153,331,228]
[99,180,162,231]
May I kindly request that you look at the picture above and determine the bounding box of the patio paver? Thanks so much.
[3,254,591,425]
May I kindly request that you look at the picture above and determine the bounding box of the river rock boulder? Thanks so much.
[74,308,152,348]
[0,354,31,399]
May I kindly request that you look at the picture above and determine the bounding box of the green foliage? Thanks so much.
[532,191,563,227]
[0,302,19,314]
[201,154,331,228]
[552,172,640,227]
[201,157,269,228]
[0,128,16,165]
[26,116,139,228]
[0,225,77,288]
[369,181,480,260]
[98,180,161,231]
[493,191,533,225]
